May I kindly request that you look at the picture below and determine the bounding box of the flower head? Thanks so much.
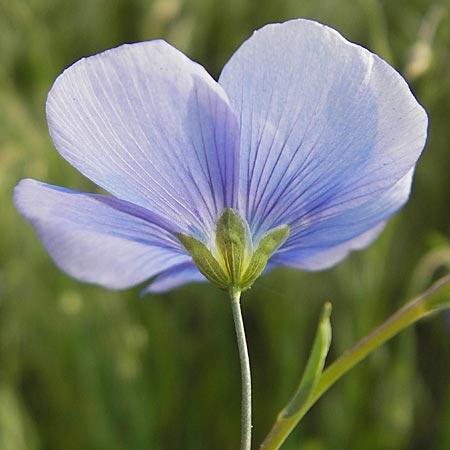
[14,19,427,294]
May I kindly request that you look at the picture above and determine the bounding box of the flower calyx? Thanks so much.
[176,208,289,291]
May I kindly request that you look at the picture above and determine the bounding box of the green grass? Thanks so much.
[1,0,449,449]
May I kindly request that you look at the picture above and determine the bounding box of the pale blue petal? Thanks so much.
[14,179,190,289]
[272,170,412,270]
[46,41,240,241]
[219,19,427,243]
[142,262,206,294]
[275,223,386,271]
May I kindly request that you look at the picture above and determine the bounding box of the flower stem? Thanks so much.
[259,274,450,450]
[230,287,252,450]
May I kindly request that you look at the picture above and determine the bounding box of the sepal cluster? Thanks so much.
[176,208,289,290]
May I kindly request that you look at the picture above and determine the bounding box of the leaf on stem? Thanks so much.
[281,302,332,418]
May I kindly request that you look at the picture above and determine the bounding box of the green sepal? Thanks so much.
[215,208,247,284]
[175,233,230,289]
[176,209,289,291]
[240,225,290,290]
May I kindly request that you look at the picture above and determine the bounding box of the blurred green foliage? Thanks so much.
[1,0,449,449]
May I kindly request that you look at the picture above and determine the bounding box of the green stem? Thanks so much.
[230,287,252,450]
[259,274,450,450]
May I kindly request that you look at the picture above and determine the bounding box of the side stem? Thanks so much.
[230,287,252,450]
[259,274,450,450]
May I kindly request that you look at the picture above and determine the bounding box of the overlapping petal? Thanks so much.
[273,170,414,270]
[15,19,429,292]
[219,19,427,255]
[46,40,240,241]
[14,179,190,289]
[142,262,206,294]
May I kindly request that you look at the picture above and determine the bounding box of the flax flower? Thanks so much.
[14,19,427,293]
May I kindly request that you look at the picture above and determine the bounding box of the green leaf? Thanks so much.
[282,302,332,417]
[260,275,450,450]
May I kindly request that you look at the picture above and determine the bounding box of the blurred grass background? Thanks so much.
[1,0,450,449]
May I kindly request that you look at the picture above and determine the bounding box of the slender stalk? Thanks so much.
[230,287,252,450]
[259,274,450,450]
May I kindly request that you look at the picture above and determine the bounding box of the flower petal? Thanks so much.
[14,179,190,289]
[46,41,240,240]
[219,19,427,241]
[272,170,413,270]
[276,223,386,271]
[142,262,206,294]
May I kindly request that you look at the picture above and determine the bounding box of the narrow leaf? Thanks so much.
[282,302,332,417]
[260,275,450,450]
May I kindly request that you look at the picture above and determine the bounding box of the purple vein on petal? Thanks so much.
[248,63,285,226]
[250,74,330,234]
[96,56,201,227]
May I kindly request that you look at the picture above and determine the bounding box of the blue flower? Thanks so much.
[14,19,427,294]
